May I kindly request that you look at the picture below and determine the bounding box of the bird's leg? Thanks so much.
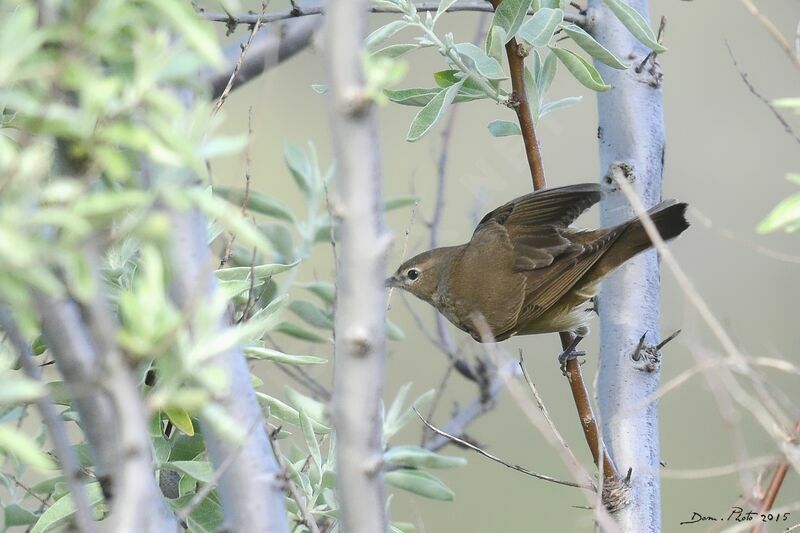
[558,335,585,375]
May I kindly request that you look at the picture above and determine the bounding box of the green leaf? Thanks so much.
[487,119,522,137]
[5,503,38,527]
[215,260,300,282]
[284,143,314,196]
[299,410,322,467]
[385,445,467,469]
[274,322,330,343]
[171,493,223,533]
[757,191,800,233]
[601,0,666,53]
[0,426,55,471]
[289,300,333,329]
[384,470,455,501]
[365,21,410,51]
[518,8,563,48]
[561,24,627,69]
[538,50,558,95]
[773,98,800,112]
[213,186,295,223]
[0,377,45,405]
[485,26,506,64]
[244,347,327,365]
[297,280,336,304]
[311,84,328,94]
[384,195,419,211]
[550,47,609,91]
[385,87,484,107]
[435,0,460,22]
[140,0,224,67]
[454,43,508,80]
[386,319,405,341]
[30,482,104,533]
[257,393,330,433]
[491,0,532,43]
[370,44,422,59]
[285,386,329,426]
[164,407,195,436]
[406,81,464,142]
[384,387,435,439]
[540,95,582,117]
[163,461,214,483]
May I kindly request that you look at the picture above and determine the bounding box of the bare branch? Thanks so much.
[414,408,593,490]
[271,435,322,533]
[325,0,390,528]
[737,0,800,71]
[200,3,585,27]
[0,302,97,533]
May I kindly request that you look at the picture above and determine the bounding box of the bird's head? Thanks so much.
[385,247,458,303]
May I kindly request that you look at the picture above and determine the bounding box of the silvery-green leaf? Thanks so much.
[485,26,506,64]
[386,319,405,340]
[0,426,55,471]
[757,191,800,233]
[256,392,330,433]
[285,386,329,425]
[29,482,104,533]
[435,0,460,22]
[384,195,419,211]
[537,50,558,96]
[162,461,214,483]
[370,44,421,59]
[491,0,532,43]
[601,0,666,53]
[385,86,484,107]
[311,84,328,94]
[289,299,333,329]
[297,280,336,304]
[524,66,540,122]
[384,470,454,501]
[454,43,508,80]
[551,47,609,91]
[300,410,322,467]
[365,20,410,52]
[4,503,38,527]
[540,95,583,117]
[244,347,327,365]
[187,189,273,256]
[772,98,800,112]
[518,8,563,48]
[215,260,300,282]
[406,81,463,142]
[274,321,330,343]
[213,186,295,223]
[561,24,627,69]
[384,445,467,469]
[284,142,313,196]
[487,119,522,137]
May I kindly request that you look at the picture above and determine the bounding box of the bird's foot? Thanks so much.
[558,335,585,375]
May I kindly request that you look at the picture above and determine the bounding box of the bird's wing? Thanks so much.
[474,183,602,236]
[513,228,623,326]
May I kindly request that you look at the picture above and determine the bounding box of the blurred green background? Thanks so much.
[212,1,800,530]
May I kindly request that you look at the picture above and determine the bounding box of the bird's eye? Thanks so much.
[407,268,420,281]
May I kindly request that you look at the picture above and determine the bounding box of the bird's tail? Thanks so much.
[589,201,690,279]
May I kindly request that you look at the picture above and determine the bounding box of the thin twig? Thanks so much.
[212,1,270,116]
[737,0,800,71]
[725,41,800,146]
[200,3,585,27]
[0,303,98,533]
[750,420,800,533]
[414,408,593,490]
[221,108,256,269]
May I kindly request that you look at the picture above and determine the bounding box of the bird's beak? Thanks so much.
[385,275,400,288]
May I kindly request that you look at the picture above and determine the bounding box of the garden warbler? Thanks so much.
[386,183,689,342]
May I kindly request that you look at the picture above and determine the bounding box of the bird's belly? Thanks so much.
[517,291,595,336]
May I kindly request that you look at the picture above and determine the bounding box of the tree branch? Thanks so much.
[200,3,585,28]
[587,1,668,528]
[208,17,321,99]
[0,302,97,533]
[165,207,288,533]
[751,420,800,533]
[325,0,390,528]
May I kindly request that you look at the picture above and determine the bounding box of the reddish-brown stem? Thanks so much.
[488,0,546,189]
[561,332,619,482]
[751,420,800,533]
[487,0,622,488]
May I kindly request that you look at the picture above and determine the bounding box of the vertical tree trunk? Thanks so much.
[587,1,665,531]
[325,0,390,530]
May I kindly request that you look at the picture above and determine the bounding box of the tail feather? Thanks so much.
[589,201,690,280]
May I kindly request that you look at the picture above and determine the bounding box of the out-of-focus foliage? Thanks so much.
[758,99,800,233]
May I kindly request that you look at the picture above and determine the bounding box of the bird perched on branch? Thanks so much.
[386,183,689,346]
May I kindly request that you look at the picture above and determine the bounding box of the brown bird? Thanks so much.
[386,183,689,347]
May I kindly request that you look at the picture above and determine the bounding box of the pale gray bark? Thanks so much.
[587,1,665,531]
[324,0,390,529]
[166,207,289,533]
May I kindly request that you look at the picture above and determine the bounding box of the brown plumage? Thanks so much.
[386,183,689,342]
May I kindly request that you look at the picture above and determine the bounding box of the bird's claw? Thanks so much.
[559,349,586,375]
